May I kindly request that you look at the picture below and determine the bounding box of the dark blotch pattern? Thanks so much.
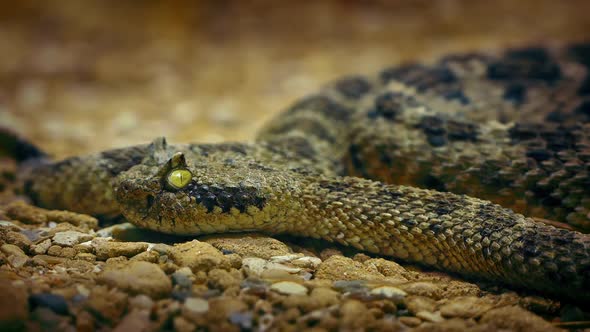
[335,76,372,99]
[101,146,147,175]
[184,183,265,213]
[287,95,354,122]
[503,83,527,104]
[367,92,417,121]
[573,100,590,121]
[443,89,471,105]
[381,63,457,92]
[487,47,562,83]
[418,116,478,147]
[197,143,249,157]
[266,118,336,144]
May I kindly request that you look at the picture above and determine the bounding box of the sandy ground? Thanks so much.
[1,0,589,158]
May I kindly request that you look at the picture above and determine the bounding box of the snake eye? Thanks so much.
[167,169,192,189]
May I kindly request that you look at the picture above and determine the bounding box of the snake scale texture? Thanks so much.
[18,43,590,303]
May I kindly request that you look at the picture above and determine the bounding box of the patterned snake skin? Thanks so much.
[19,43,590,303]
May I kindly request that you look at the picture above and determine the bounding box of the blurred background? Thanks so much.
[0,0,588,158]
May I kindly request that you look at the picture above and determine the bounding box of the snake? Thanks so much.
[9,43,590,303]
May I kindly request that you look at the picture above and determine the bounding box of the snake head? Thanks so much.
[113,139,281,235]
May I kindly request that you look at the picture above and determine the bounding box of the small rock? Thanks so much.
[85,286,129,323]
[112,309,152,332]
[4,200,48,224]
[399,282,444,299]
[0,281,28,330]
[291,256,322,269]
[52,231,93,247]
[5,230,32,250]
[229,312,253,329]
[309,287,340,307]
[46,210,98,230]
[480,306,561,332]
[269,254,304,263]
[208,268,242,290]
[439,296,494,318]
[406,296,437,314]
[184,297,209,315]
[399,316,422,327]
[173,316,196,332]
[31,238,52,255]
[242,257,301,277]
[129,250,159,263]
[364,258,416,281]
[96,222,137,238]
[270,281,308,295]
[169,240,230,272]
[1,243,25,257]
[75,253,96,262]
[332,280,368,293]
[370,286,407,302]
[204,235,292,259]
[315,255,384,281]
[93,239,149,260]
[29,293,69,315]
[416,310,444,323]
[1,243,29,267]
[172,270,194,289]
[339,300,373,329]
[207,297,248,321]
[76,310,95,332]
[47,245,63,257]
[129,295,154,311]
[98,261,172,298]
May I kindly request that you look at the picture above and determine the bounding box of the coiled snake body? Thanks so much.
[20,43,590,302]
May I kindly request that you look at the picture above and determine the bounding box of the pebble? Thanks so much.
[93,239,149,260]
[291,256,322,269]
[85,286,129,323]
[52,230,93,247]
[416,310,445,323]
[112,309,152,332]
[129,295,155,311]
[339,300,373,329]
[5,230,32,250]
[184,297,210,314]
[406,296,437,314]
[169,240,230,272]
[204,236,292,259]
[0,282,28,330]
[399,282,444,299]
[31,238,52,255]
[270,281,308,295]
[480,306,561,332]
[315,255,383,281]
[208,268,242,290]
[229,312,254,329]
[333,280,368,292]
[269,254,304,263]
[439,296,494,318]
[242,257,302,277]
[98,261,172,298]
[399,316,422,327]
[1,243,29,267]
[370,286,407,302]
[29,293,69,315]
[172,269,194,289]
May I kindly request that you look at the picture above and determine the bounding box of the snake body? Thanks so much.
[19,43,590,302]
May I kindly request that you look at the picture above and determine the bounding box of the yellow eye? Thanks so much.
[167,169,192,189]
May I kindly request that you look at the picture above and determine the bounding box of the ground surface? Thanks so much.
[1,1,590,331]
